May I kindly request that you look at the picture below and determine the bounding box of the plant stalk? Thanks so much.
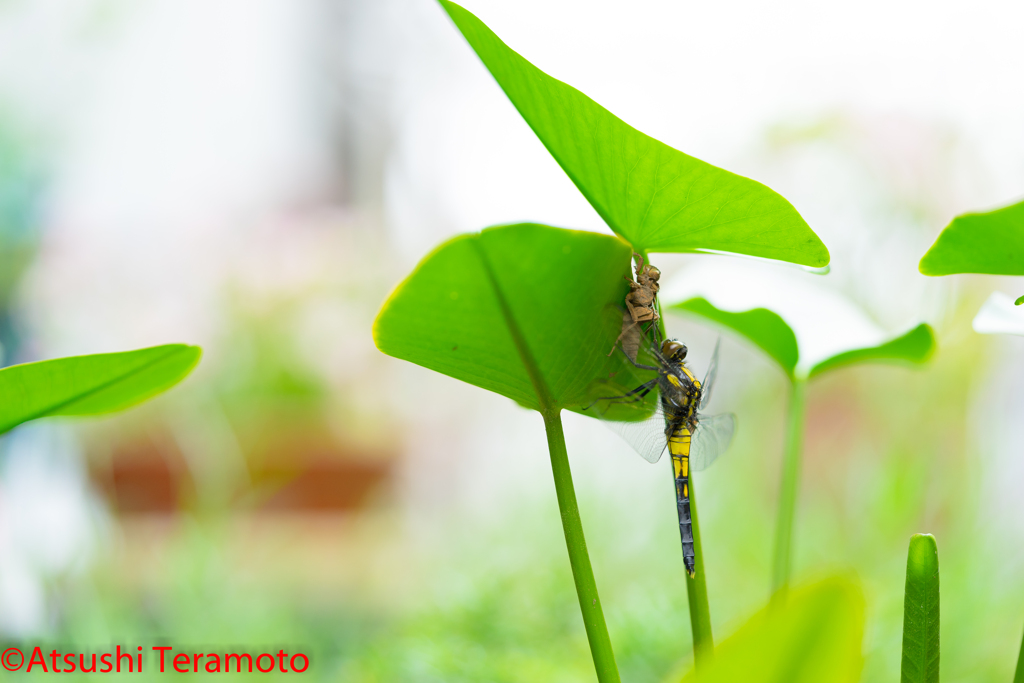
[1014,623,1024,683]
[685,471,714,668]
[770,378,807,601]
[542,409,621,683]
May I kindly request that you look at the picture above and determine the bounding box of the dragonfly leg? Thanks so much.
[582,378,657,411]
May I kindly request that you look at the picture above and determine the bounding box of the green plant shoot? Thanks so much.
[901,534,940,683]
[0,344,202,435]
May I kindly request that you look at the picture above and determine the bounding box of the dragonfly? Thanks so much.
[586,325,736,578]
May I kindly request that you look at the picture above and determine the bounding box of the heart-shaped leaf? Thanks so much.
[807,324,934,379]
[920,198,1024,276]
[668,298,934,381]
[671,297,798,380]
[374,223,645,414]
[901,534,940,683]
[439,1,829,268]
[677,577,864,683]
[0,344,202,435]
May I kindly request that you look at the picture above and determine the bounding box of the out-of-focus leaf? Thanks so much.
[919,198,1024,276]
[438,1,829,268]
[901,534,940,683]
[374,223,648,415]
[670,297,798,380]
[677,577,864,683]
[0,344,202,435]
[808,324,935,380]
[1015,295,1023,306]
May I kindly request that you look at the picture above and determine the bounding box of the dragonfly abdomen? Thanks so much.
[668,423,696,578]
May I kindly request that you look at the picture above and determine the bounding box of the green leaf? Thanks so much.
[901,534,940,683]
[670,297,799,380]
[808,324,935,380]
[1016,295,1023,306]
[438,1,829,268]
[0,344,202,435]
[374,223,644,414]
[678,577,864,683]
[920,198,1024,276]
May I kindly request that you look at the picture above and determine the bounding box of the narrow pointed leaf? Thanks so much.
[374,223,641,413]
[678,577,864,683]
[0,344,202,435]
[1015,295,1023,306]
[670,297,798,380]
[439,1,829,268]
[901,534,940,683]
[808,324,935,379]
[920,198,1024,276]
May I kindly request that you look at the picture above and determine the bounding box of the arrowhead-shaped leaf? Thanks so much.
[920,198,1024,276]
[374,223,645,414]
[678,577,864,683]
[0,344,202,435]
[668,297,934,382]
[670,297,799,380]
[808,324,935,380]
[901,534,940,683]
[439,1,829,268]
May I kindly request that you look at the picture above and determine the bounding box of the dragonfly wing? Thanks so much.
[600,407,668,463]
[583,379,668,464]
[699,338,721,411]
[690,412,736,471]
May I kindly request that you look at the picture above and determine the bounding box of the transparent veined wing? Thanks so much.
[690,412,736,471]
[582,378,667,464]
[699,338,721,411]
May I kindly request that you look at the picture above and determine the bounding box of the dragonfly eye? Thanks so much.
[661,340,687,361]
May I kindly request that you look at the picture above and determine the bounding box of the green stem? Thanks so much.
[685,471,714,668]
[542,409,620,683]
[1014,623,1024,683]
[771,378,807,601]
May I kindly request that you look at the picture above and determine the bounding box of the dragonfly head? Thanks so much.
[661,339,687,362]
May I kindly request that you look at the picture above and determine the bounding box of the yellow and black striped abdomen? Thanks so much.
[669,425,691,494]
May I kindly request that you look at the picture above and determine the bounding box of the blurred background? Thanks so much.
[0,0,1023,680]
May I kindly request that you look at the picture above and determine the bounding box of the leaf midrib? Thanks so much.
[469,239,555,412]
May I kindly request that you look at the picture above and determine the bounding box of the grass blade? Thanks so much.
[901,533,940,683]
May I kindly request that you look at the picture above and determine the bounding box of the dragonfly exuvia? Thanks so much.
[587,325,736,578]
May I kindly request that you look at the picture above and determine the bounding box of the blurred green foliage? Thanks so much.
[679,577,864,683]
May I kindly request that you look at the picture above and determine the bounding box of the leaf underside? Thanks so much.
[808,324,935,380]
[679,577,864,683]
[439,1,829,268]
[670,297,799,380]
[374,223,653,415]
[901,534,940,683]
[0,344,202,435]
[920,198,1024,276]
